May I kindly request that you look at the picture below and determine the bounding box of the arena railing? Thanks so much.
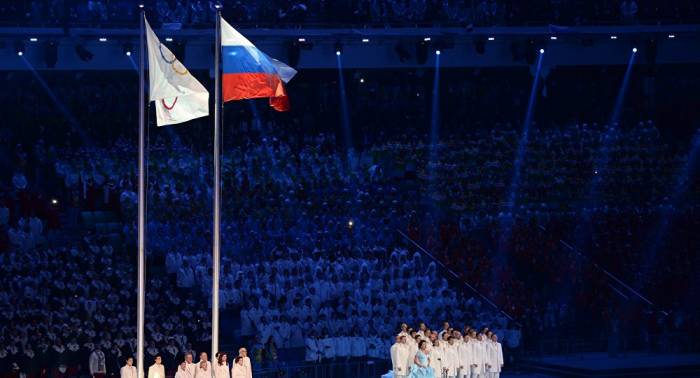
[396,229,521,328]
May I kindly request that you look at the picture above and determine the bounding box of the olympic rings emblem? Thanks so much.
[158,43,189,76]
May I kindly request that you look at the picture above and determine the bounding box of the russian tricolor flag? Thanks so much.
[221,18,297,111]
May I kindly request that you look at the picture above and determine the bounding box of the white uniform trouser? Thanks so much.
[469,366,480,378]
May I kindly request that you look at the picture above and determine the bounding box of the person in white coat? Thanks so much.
[471,335,487,378]
[195,352,211,378]
[458,337,474,378]
[430,340,445,378]
[230,348,252,378]
[230,357,246,378]
[304,332,320,363]
[487,335,503,378]
[184,352,197,377]
[175,362,190,378]
[390,335,410,378]
[443,337,459,378]
[120,357,136,378]
[147,356,165,378]
[213,352,230,378]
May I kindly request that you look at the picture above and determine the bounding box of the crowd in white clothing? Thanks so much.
[119,350,252,378]
[389,323,504,378]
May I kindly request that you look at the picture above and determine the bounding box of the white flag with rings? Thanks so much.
[145,17,209,126]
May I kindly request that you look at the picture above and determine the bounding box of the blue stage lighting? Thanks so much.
[336,51,341,56]
[539,48,544,54]
[633,47,637,53]
[435,50,441,55]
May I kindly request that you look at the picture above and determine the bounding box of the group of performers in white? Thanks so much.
[389,323,504,378]
[118,349,252,378]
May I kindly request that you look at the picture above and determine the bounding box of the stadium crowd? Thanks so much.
[1,0,699,27]
[1,64,700,377]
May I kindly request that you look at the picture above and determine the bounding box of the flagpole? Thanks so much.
[212,7,222,360]
[137,6,147,378]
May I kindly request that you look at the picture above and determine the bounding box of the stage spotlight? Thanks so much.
[668,34,675,39]
[359,78,364,83]
[632,47,637,53]
[138,4,144,8]
[610,35,618,40]
[488,36,495,41]
[334,41,343,55]
[539,48,545,54]
[29,37,38,42]
[362,38,370,43]
[123,43,133,56]
[165,37,173,42]
[44,40,58,68]
[297,37,306,42]
[550,36,557,40]
[75,44,93,62]
[15,41,25,56]
[423,37,431,42]
[348,219,354,228]
[51,198,59,205]
[435,50,441,55]
[98,37,108,42]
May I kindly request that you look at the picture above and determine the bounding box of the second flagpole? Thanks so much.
[137,6,147,378]
[212,7,222,360]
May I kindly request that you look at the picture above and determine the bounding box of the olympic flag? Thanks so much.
[145,17,209,126]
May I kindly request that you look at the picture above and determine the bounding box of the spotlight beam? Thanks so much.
[491,50,545,295]
[336,52,354,168]
[638,131,700,288]
[427,50,441,189]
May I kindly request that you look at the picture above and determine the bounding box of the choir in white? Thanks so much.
[119,349,252,378]
[388,323,503,378]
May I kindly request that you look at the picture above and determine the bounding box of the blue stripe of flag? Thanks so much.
[222,46,276,74]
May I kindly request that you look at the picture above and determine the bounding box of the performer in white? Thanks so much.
[213,352,230,378]
[458,335,474,378]
[230,348,252,378]
[230,357,246,378]
[184,352,197,377]
[175,362,190,378]
[195,352,211,378]
[444,337,459,378]
[305,331,320,363]
[147,355,165,378]
[487,335,504,378]
[120,357,136,378]
[472,334,487,378]
[430,340,445,378]
[390,335,410,378]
